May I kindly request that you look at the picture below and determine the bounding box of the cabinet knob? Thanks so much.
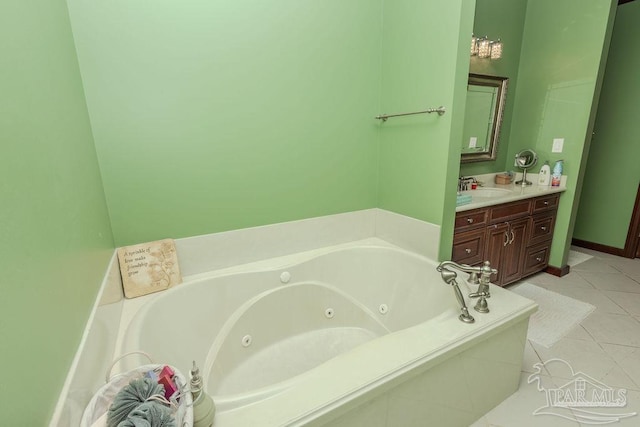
[465,248,472,254]
[467,218,474,224]
[541,226,547,231]
[544,201,549,206]
[536,257,543,262]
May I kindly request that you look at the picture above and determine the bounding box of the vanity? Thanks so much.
[453,183,565,287]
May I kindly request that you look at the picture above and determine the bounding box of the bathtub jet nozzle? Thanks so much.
[436,260,497,320]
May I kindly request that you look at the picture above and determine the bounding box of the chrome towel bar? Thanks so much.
[375,106,446,122]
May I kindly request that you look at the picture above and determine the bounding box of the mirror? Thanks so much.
[461,73,509,163]
[514,148,538,186]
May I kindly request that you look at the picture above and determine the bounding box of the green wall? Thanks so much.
[0,0,114,424]
[378,0,474,251]
[573,1,640,249]
[508,0,616,266]
[67,0,383,247]
[68,0,477,252]
[459,0,528,177]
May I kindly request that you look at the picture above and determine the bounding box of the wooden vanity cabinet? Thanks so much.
[453,193,560,286]
[485,217,529,285]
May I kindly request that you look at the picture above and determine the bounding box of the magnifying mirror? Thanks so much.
[514,149,538,186]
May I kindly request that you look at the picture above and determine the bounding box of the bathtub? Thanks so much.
[117,238,536,426]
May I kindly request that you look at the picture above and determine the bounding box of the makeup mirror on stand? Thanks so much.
[514,149,538,186]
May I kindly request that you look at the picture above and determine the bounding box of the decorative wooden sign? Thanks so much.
[117,239,182,298]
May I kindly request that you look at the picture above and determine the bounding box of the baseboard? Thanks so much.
[571,238,626,257]
[545,264,570,277]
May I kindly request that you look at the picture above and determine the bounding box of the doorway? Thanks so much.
[624,183,640,259]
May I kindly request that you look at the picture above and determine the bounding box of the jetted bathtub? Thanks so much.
[117,238,536,426]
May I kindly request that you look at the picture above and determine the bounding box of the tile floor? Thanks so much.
[471,247,640,427]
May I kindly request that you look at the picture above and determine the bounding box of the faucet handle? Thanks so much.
[480,261,498,279]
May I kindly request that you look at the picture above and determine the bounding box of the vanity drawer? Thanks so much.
[489,199,531,223]
[529,212,556,245]
[455,209,488,231]
[523,242,551,276]
[452,228,486,265]
[532,194,560,214]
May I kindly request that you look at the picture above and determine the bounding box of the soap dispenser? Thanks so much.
[190,361,216,427]
[538,161,551,186]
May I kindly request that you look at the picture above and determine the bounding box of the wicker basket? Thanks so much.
[80,353,193,427]
[495,173,512,185]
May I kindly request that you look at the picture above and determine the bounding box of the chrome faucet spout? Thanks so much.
[436,260,497,316]
[437,260,483,275]
[457,176,475,192]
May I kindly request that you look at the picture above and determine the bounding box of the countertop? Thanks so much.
[456,175,567,212]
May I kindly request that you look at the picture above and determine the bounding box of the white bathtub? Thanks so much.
[117,238,536,426]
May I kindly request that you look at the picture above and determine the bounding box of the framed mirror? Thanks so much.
[461,73,509,163]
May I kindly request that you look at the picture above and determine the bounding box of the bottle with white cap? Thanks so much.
[538,161,551,186]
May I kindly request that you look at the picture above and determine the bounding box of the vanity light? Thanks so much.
[477,38,491,58]
[490,39,503,59]
[470,35,502,60]
[470,34,479,55]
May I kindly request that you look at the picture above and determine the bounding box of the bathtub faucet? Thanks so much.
[436,260,497,320]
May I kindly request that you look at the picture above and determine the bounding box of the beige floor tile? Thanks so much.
[627,272,640,285]
[576,271,640,293]
[570,388,640,426]
[571,258,621,274]
[582,312,640,346]
[603,257,640,277]
[563,324,594,342]
[599,363,640,391]
[601,343,640,391]
[529,338,619,383]
[603,290,640,316]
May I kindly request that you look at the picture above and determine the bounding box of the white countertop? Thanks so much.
[455,173,567,212]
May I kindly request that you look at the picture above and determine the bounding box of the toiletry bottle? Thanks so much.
[551,159,563,187]
[190,361,216,427]
[538,161,551,186]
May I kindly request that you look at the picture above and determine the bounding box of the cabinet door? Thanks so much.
[501,218,529,286]
[485,223,509,285]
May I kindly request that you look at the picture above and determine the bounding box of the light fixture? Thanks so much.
[470,35,503,60]
[490,39,503,59]
[477,38,491,58]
